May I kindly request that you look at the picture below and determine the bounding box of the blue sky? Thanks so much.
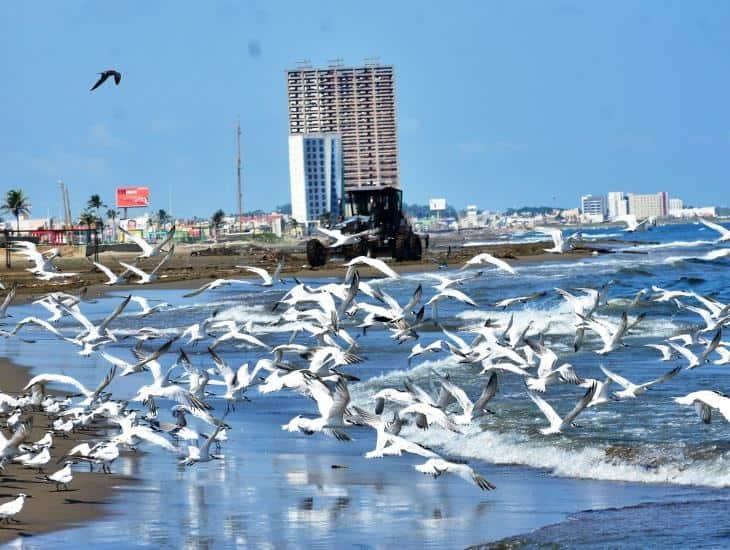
[2,1,729,219]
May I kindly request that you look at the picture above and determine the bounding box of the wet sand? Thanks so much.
[1,237,613,301]
[0,357,134,544]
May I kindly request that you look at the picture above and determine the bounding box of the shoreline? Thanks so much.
[1,238,621,302]
[0,355,134,544]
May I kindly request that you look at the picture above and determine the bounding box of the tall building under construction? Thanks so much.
[286,63,398,224]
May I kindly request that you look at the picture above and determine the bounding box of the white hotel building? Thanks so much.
[288,134,343,226]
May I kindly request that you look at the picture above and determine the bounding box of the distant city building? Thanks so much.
[288,134,343,225]
[459,205,481,228]
[580,194,607,220]
[627,192,669,219]
[286,63,398,190]
[607,191,628,220]
[669,198,684,211]
[670,206,716,218]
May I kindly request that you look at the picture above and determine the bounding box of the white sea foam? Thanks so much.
[408,426,730,488]
[626,239,714,251]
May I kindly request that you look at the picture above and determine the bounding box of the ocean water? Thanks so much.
[1,220,729,548]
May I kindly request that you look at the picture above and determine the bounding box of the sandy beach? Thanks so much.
[0,357,133,544]
[0,236,630,302]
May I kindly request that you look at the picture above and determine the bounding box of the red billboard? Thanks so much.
[116,186,150,208]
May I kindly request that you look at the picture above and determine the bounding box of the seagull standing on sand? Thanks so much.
[47,462,74,491]
[0,494,27,524]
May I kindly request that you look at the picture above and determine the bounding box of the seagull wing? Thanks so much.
[93,261,118,284]
[118,225,153,256]
[183,280,218,298]
[24,373,92,396]
[345,256,400,279]
[130,426,176,452]
[98,294,132,331]
[599,365,633,390]
[527,391,562,427]
[699,218,730,239]
[638,366,681,390]
[562,383,597,425]
[0,283,17,315]
[90,72,110,91]
[472,372,499,413]
[437,377,473,414]
[119,261,148,280]
[240,266,272,285]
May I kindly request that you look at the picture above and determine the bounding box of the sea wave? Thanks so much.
[412,425,730,488]
[625,239,715,251]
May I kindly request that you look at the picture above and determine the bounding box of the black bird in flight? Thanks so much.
[90,70,122,91]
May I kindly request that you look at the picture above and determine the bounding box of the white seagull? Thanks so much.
[528,383,597,435]
[344,256,400,279]
[698,218,730,242]
[236,261,284,286]
[414,458,496,491]
[600,365,680,399]
[0,494,27,524]
[673,390,730,424]
[119,224,176,258]
[461,252,517,275]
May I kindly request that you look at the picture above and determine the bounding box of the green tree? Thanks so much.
[106,208,119,241]
[87,194,105,212]
[211,209,225,240]
[156,209,170,231]
[87,195,106,235]
[79,210,99,245]
[1,189,31,233]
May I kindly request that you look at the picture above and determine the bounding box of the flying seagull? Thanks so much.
[90,69,122,91]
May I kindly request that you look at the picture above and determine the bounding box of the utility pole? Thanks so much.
[236,118,243,231]
[58,180,72,228]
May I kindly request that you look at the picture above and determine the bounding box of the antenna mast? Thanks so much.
[236,118,243,230]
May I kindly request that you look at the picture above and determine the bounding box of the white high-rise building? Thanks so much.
[607,191,628,220]
[580,194,607,219]
[288,134,343,225]
[627,192,669,219]
[287,63,398,190]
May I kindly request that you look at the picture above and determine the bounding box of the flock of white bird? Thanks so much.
[0,222,729,524]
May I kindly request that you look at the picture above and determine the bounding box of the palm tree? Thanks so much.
[106,208,119,241]
[87,194,106,235]
[87,194,106,219]
[79,210,98,245]
[156,209,170,232]
[211,209,225,240]
[1,189,31,233]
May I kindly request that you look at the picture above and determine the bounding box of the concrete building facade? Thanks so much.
[288,134,343,225]
[286,64,398,190]
[607,191,629,220]
[669,198,684,211]
[626,192,669,219]
[580,194,607,220]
